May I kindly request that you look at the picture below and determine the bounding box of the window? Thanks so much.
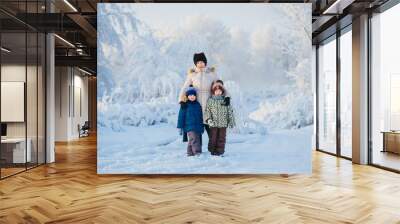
[371,3,400,171]
[318,36,337,154]
[0,1,47,179]
[339,28,352,158]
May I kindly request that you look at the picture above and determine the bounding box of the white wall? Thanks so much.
[70,72,89,138]
[1,63,47,164]
[1,65,27,141]
[1,65,39,138]
[55,67,89,141]
[55,66,69,141]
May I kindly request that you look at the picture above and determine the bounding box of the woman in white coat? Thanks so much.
[179,52,230,137]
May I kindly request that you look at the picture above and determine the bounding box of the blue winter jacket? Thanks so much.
[177,100,204,134]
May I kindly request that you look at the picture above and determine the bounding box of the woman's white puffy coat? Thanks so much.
[179,67,221,123]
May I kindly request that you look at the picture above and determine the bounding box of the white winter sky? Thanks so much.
[118,3,299,34]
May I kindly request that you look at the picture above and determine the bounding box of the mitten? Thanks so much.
[180,101,188,109]
[223,97,230,106]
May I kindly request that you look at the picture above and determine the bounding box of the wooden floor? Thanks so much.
[373,151,400,171]
[0,167,26,178]
[1,135,400,224]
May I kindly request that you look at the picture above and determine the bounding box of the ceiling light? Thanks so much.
[1,47,11,53]
[54,34,75,48]
[63,0,78,12]
[76,48,85,55]
[78,67,93,76]
[322,0,350,15]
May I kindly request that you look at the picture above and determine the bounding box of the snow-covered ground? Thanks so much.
[98,124,312,174]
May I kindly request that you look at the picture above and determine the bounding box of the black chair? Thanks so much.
[79,121,90,138]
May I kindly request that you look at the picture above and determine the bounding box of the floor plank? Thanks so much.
[1,135,400,224]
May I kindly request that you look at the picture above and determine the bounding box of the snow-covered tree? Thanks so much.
[98,3,313,132]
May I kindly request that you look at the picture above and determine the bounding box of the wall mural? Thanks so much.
[97,3,313,174]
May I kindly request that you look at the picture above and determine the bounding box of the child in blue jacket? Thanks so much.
[177,87,204,156]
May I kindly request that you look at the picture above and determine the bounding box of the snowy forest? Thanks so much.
[97,3,314,174]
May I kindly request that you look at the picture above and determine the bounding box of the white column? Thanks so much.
[46,33,55,163]
[312,45,317,150]
[352,14,369,164]
[45,0,55,163]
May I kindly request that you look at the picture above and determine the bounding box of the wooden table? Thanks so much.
[1,138,31,164]
[381,131,400,154]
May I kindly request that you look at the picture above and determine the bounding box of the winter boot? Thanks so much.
[216,148,225,156]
